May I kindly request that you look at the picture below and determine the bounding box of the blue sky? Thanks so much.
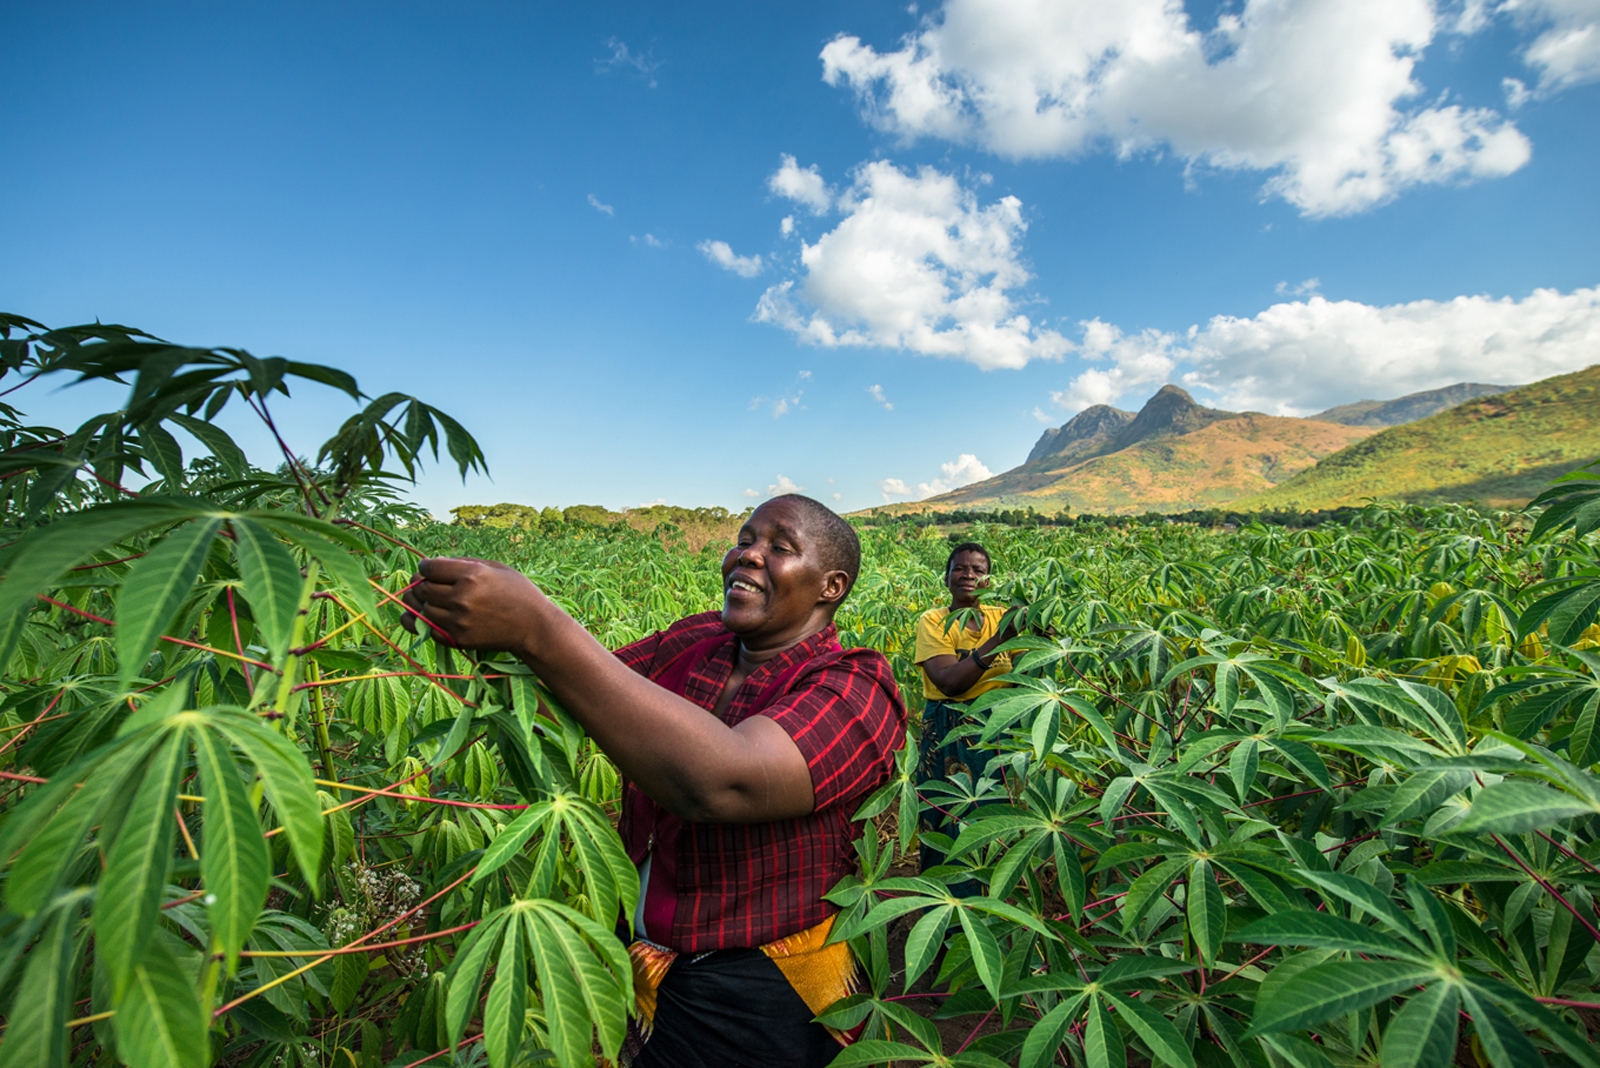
[3,0,1597,515]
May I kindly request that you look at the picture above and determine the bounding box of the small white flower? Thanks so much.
[202,893,217,906]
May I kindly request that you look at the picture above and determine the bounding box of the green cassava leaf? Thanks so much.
[193,726,271,973]
[115,515,223,690]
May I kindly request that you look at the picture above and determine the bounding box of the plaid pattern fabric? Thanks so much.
[615,611,906,952]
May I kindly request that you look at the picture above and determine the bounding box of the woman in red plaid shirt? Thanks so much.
[405,495,906,1067]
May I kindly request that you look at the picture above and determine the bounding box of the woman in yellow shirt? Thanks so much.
[912,542,1017,885]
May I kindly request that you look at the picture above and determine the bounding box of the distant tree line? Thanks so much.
[859,504,1371,530]
[450,502,753,551]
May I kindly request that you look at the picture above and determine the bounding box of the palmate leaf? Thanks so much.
[115,515,223,691]
[1101,989,1196,1068]
[1381,980,1459,1068]
[1233,912,1430,962]
[94,731,184,997]
[903,904,955,990]
[113,934,206,1068]
[1455,779,1598,835]
[167,411,246,475]
[483,915,529,1068]
[192,726,271,972]
[1187,859,1225,968]
[1084,995,1125,1068]
[0,499,200,666]
[250,513,378,621]
[209,709,324,884]
[2,738,157,916]
[0,901,78,1068]
[445,913,512,1047]
[1382,767,1475,827]
[1458,984,1542,1068]
[956,906,1005,1002]
[519,899,633,1066]
[1248,961,1435,1035]
[230,517,304,663]
[472,791,638,928]
[1018,994,1089,1068]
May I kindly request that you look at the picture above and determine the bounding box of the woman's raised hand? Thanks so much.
[399,557,545,655]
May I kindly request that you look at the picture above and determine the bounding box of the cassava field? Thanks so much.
[4,316,1600,1068]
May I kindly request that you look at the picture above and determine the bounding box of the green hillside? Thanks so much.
[1239,364,1600,510]
[877,401,1373,515]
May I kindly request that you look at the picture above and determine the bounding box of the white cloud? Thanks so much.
[637,497,667,507]
[1502,76,1534,108]
[597,38,660,87]
[878,454,993,501]
[768,475,806,495]
[698,239,765,278]
[630,233,666,248]
[832,492,842,501]
[878,477,912,500]
[768,154,835,214]
[1047,285,1600,415]
[1049,319,1182,411]
[866,383,894,410]
[754,160,1070,370]
[587,194,615,216]
[1032,406,1052,423]
[1276,278,1322,296]
[1506,0,1600,93]
[781,215,796,237]
[741,488,760,498]
[820,0,1532,216]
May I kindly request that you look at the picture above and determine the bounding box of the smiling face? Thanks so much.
[721,499,847,650]
[945,549,991,608]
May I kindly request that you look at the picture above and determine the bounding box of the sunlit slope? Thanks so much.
[882,408,1374,515]
[1238,364,1600,510]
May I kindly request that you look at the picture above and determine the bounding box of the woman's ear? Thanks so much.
[820,569,851,606]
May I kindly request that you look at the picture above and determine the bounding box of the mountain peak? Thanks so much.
[1111,383,1226,449]
[1025,404,1135,463]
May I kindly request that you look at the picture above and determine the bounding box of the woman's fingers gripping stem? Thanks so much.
[401,557,545,654]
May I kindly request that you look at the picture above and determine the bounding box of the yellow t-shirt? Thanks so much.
[914,605,1014,702]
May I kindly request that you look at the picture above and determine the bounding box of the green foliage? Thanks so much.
[5,311,1600,1068]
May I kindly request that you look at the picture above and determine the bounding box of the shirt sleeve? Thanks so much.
[914,610,958,666]
[762,651,907,812]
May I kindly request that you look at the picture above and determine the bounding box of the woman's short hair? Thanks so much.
[944,542,991,577]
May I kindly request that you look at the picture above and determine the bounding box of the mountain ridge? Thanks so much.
[1310,381,1521,427]
[1236,365,1600,510]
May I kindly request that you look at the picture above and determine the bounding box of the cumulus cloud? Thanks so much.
[597,38,660,87]
[698,239,765,278]
[768,155,834,214]
[832,492,842,501]
[781,216,796,237]
[878,454,993,501]
[1046,285,1600,416]
[820,0,1532,216]
[1506,0,1600,93]
[587,194,615,216]
[741,488,760,497]
[866,384,894,410]
[877,477,912,499]
[768,475,806,495]
[754,160,1069,370]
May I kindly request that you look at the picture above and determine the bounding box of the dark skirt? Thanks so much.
[624,947,841,1068]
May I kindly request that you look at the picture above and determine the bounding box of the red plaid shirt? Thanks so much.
[614,612,906,952]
